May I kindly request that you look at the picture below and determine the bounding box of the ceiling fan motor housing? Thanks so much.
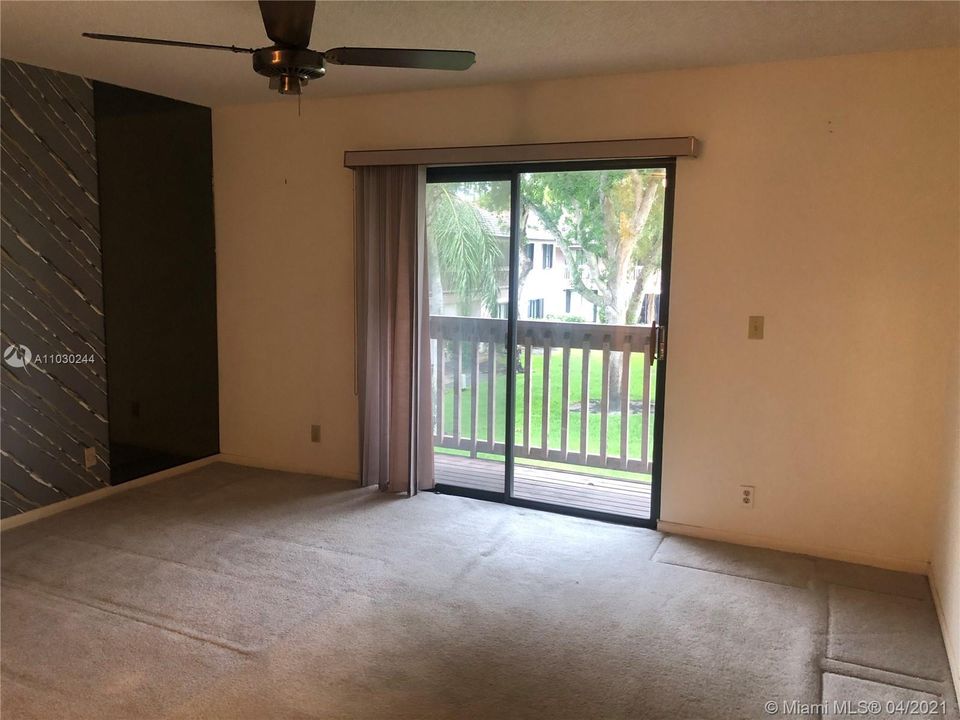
[252,47,325,94]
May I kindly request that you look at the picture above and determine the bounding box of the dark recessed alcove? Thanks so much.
[94,82,219,483]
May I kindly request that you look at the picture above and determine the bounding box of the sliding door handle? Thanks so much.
[649,321,658,365]
[649,321,667,364]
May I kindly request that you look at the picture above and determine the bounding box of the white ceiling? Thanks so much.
[2,1,957,108]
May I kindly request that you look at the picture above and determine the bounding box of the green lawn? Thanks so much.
[436,347,657,482]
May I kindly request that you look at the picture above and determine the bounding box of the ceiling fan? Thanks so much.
[83,0,476,95]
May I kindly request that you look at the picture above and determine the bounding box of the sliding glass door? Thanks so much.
[425,161,674,527]
[426,175,512,496]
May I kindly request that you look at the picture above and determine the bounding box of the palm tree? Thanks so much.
[426,184,506,437]
[426,184,503,316]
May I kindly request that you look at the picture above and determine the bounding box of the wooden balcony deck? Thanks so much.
[433,453,652,519]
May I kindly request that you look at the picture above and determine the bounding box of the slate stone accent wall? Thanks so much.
[1,60,110,517]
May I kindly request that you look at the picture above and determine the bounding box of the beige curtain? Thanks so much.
[354,165,434,493]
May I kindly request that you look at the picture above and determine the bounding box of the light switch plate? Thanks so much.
[748,315,764,340]
[311,424,322,443]
[83,446,97,469]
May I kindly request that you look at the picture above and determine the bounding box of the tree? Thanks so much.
[520,169,665,403]
[426,171,665,405]
[425,183,503,316]
[425,184,506,434]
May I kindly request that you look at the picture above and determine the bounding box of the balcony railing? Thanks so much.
[429,316,656,475]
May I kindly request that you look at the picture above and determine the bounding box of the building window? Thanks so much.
[497,302,509,319]
[564,289,573,313]
[542,244,554,269]
[592,304,598,322]
[528,298,544,319]
[524,243,534,264]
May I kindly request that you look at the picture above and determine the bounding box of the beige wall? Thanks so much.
[213,48,959,570]
[932,253,960,693]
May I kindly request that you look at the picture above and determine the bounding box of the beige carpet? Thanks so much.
[1,462,956,719]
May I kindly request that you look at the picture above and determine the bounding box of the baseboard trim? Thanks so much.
[0,454,224,532]
[929,569,960,700]
[656,520,929,575]
[217,452,359,484]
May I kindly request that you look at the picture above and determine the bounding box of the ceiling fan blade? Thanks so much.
[258,0,315,48]
[324,47,476,71]
[82,33,255,53]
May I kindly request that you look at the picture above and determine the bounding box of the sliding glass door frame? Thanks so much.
[427,158,677,529]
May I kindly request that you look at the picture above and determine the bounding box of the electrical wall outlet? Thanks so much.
[83,446,97,469]
[310,424,322,443]
[748,315,764,340]
[739,485,755,508]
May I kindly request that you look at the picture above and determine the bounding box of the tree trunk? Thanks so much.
[604,305,626,407]
[607,351,623,409]
[625,267,651,325]
[604,176,663,407]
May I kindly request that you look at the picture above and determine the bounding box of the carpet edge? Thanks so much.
[657,520,929,574]
[0,454,225,533]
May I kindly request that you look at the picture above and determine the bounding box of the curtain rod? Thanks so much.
[344,136,699,168]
